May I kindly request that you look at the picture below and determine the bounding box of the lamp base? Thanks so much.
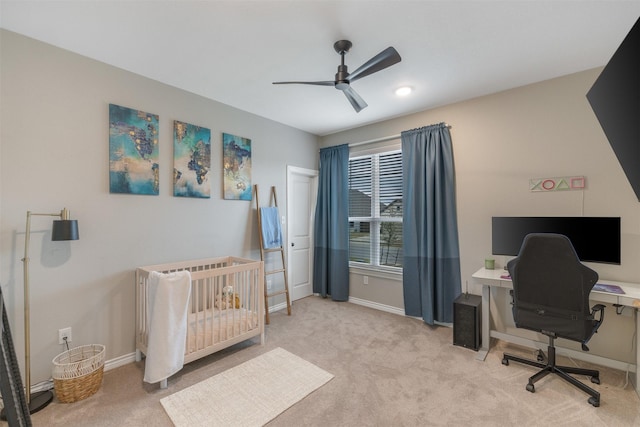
[0,390,53,420]
[29,390,55,413]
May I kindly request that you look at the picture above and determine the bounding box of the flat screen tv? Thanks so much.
[492,217,621,264]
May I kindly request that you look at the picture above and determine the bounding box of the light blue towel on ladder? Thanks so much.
[260,207,283,249]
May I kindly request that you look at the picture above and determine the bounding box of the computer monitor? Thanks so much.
[492,216,621,264]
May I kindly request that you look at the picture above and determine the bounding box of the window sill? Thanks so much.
[349,263,403,281]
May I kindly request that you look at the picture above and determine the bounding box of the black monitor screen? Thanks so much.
[492,217,621,264]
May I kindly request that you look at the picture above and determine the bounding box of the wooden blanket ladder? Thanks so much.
[254,184,291,324]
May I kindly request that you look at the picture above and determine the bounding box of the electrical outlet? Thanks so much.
[363,275,369,285]
[58,327,72,345]
[267,280,273,291]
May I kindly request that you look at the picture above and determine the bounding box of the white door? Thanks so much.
[287,166,318,301]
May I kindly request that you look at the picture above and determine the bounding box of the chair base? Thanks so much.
[502,340,601,407]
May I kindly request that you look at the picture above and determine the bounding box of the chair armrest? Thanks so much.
[581,304,606,351]
[591,304,605,327]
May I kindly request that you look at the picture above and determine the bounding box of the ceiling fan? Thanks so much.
[272,40,402,113]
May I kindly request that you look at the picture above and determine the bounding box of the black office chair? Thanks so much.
[501,233,605,407]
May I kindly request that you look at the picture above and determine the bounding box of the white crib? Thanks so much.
[135,256,264,387]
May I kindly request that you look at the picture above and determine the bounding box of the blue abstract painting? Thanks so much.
[174,121,211,198]
[109,104,159,195]
[222,133,252,200]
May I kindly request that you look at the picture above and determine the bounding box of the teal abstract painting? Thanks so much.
[223,133,252,200]
[109,104,159,195]
[174,121,211,198]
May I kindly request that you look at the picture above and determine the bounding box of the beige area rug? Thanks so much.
[160,347,334,426]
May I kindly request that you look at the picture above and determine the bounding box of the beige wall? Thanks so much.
[0,30,318,383]
[322,68,639,364]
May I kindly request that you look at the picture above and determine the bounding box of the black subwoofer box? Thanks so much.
[453,293,481,351]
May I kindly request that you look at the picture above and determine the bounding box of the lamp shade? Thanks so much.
[51,220,79,241]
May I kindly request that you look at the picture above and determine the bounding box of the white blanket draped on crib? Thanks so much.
[144,270,191,384]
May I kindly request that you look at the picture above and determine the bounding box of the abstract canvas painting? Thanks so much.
[174,121,211,198]
[109,104,159,195]
[223,133,252,200]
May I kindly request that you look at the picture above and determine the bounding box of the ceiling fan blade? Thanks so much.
[348,47,401,82]
[342,86,368,112]
[272,81,335,86]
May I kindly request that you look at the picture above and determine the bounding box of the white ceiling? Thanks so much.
[2,1,639,136]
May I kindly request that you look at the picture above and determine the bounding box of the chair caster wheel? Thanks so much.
[588,397,600,407]
[502,358,509,366]
[526,383,535,393]
[591,377,600,385]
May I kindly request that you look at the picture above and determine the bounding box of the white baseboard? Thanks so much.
[31,380,54,393]
[348,297,452,326]
[348,297,405,316]
[105,351,137,371]
[32,351,138,394]
[267,301,289,314]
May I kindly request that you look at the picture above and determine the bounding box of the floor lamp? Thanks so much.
[21,208,79,413]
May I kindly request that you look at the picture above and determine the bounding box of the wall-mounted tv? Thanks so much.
[492,217,621,264]
[587,17,640,201]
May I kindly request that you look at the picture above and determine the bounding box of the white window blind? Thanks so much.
[348,150,403,268]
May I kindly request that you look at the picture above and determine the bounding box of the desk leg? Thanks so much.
[636,309,640,398]
[476,284,491,361]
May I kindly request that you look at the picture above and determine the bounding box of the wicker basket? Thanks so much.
[52,344,105,403]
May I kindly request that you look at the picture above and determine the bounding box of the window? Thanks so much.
[348,150,403,268]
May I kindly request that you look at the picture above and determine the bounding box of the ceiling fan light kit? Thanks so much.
[273,40,402,112]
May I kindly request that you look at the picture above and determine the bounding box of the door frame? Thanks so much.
[286,165,318,300]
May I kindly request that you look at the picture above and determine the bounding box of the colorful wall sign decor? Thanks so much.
[530,176,585,192]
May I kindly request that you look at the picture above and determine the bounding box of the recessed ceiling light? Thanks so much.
[395,86,412,96]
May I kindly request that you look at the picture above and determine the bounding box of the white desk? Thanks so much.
[472,267,640,394]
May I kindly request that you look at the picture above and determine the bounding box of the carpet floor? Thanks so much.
[30,296,640,426]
